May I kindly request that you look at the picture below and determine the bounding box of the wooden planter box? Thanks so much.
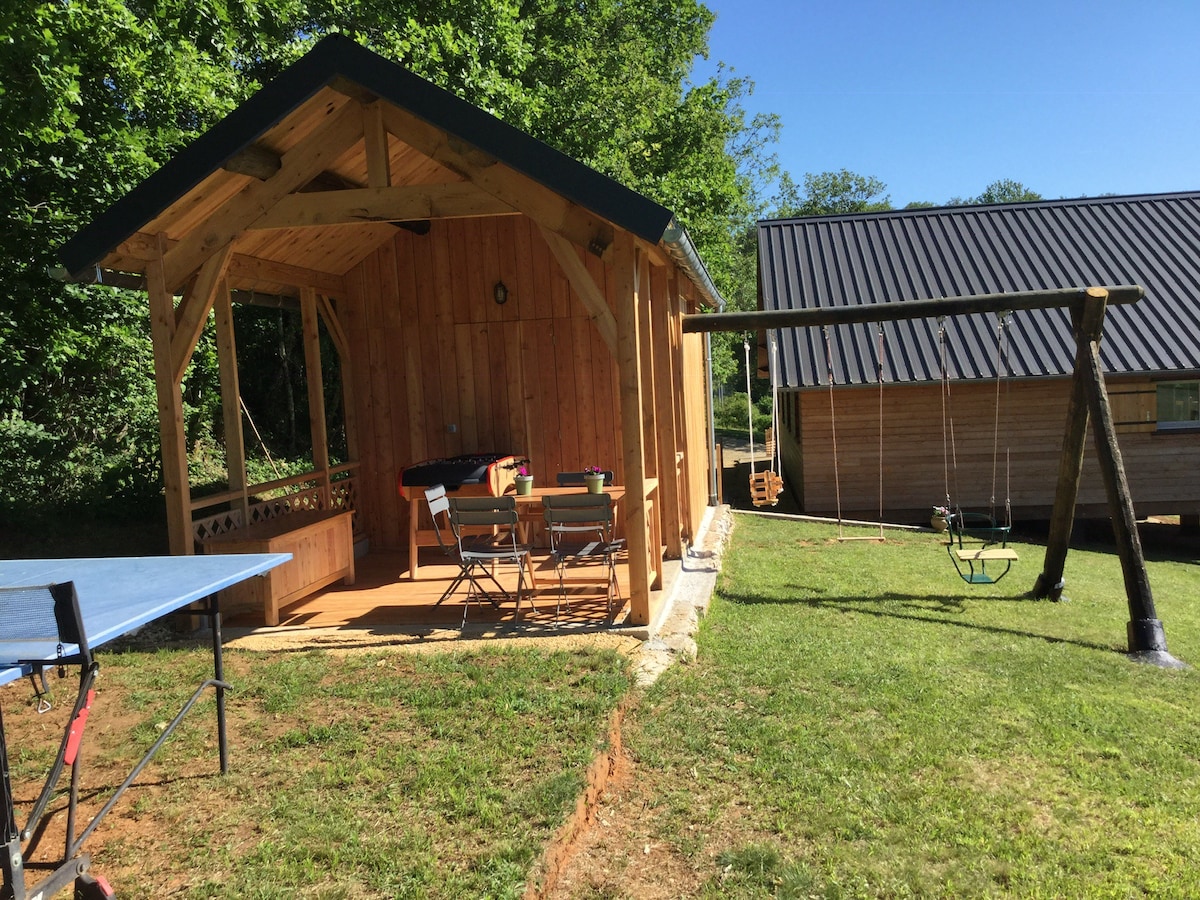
[204,509,355,625]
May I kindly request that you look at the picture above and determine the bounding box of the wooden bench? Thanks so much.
[204,509,355,625]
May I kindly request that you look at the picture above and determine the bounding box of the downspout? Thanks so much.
[660,218,725,507]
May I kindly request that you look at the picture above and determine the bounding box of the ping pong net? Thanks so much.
[0,582,92,674]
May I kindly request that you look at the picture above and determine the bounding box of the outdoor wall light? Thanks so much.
[493,280,509,305]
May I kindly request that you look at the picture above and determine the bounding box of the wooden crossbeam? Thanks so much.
[250,184,516,230]
[380,104,616,258]
[682,285,1145,333]
[161,99,364,291]
[538,225,617,354]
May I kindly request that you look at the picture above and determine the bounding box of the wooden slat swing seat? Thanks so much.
[939,313,1019,585]
[745,337,784,508]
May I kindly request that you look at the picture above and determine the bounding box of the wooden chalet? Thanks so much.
[755,193,1200,524]
[57,35,721,627]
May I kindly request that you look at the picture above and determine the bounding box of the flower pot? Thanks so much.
[931,515,948,533]
[584,474,605,494]
[515,475,533,496]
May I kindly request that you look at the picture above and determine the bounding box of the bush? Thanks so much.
[713,391,772,440]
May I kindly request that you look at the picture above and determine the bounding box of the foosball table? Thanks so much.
[397,454,524,579]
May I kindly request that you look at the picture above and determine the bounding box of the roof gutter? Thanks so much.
[660,218,726,312]
[660,218,726,507]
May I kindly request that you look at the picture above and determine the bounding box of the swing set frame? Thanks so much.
[684,284,1182,664]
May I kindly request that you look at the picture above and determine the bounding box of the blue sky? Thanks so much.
[696,0,1200,208]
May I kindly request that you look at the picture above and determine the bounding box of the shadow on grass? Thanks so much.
[721,589,1118,654]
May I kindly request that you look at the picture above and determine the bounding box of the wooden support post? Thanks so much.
[147,234,193,555]
[614,233,651,624]
[650,266,684,559]
[1032,293,1108,600]
[1080,322,1170,657]
[301,287,331,508]
[214,286,249,527]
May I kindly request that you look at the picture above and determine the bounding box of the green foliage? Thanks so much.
[2,0,779,514]
[948,178,1044,206]
[772,168,893,218]
[713,391,772,438]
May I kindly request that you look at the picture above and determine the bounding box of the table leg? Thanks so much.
[408,497,421,580]
[208,594,228,774]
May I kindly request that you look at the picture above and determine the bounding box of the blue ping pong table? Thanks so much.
[0,553,290,900]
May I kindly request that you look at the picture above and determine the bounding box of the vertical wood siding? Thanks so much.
[791,378,1200,521]
[343,216,710,550]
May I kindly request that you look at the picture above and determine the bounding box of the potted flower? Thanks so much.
[931,506,950,532]
[583,466,606,494]
[514,464,533,496]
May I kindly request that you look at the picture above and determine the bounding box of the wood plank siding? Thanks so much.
[342,214,708,551]
[788,377,1200,521]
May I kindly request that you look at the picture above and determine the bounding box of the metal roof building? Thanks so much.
[758,192,1200,387]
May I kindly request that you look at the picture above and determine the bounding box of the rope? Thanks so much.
[990,313,1009,522]
[744,340,756,482]
[823,326,844,535]
[938,319,960,512]
[876,324,885,538]
[769,334,783,479]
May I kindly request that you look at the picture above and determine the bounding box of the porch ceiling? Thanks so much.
[60,35,682,298]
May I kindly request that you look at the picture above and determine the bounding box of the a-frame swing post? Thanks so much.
[1034,288,1176,662]
[1032,292,1107,601]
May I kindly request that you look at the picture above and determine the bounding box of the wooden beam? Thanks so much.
[362,101,392,188]
[637,251,662,589]
[316,293,349,361]
[301,287,332,507]
[614,233,651,624]
[318,293,359,464]
[214,286,249,525]
[162,100,364,291]
[380,104,616,258]
[1032,292,1108,601]
[222,144,282,180]
[1079,316,1168,656]
[250,184,517,230]
[682,285,1145,333]
[651,266,684,559]
[537,225,618,354]
[227,254,347,297]
[147,233,192,555]
[114,232,348,296]
[170,243,233,385]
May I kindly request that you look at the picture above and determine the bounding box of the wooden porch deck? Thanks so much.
[224,547,648,632]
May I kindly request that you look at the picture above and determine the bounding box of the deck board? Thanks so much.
[226,548,643,631]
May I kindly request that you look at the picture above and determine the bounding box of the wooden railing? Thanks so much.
[191,462,360,547]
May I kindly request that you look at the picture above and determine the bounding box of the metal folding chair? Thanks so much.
[447,496,535,627]
[543,493,624,624]
[0,581,115,900]
[424,485,507,607]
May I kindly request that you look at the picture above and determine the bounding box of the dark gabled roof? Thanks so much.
[758,192,1200,386]
[59,33,676,278]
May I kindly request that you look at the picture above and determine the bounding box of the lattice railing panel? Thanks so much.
[192,474,360,546]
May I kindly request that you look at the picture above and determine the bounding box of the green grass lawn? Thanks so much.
[626,515,1200,898]
[8,514,1198,898]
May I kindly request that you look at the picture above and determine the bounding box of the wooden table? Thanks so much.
[514,485,661,589]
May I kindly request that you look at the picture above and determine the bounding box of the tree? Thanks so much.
[771,169,893,218]
[949,179,1043,206]
[1,1,779,512]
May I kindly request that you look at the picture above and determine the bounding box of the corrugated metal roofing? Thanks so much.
[757,192,1200,387]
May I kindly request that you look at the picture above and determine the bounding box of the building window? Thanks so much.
[1156,381,1200,431]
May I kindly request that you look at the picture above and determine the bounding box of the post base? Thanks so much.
[1127,617,1167,653]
